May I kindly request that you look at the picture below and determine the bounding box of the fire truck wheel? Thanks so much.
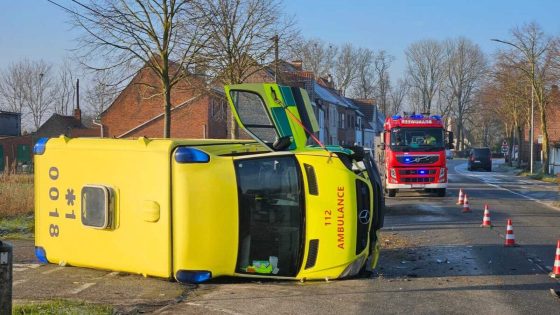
[436,188,446,197]
[387,189,397,197]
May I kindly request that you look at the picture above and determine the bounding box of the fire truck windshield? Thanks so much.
[390,128,444,152]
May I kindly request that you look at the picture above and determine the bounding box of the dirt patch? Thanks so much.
[380,231,410,250]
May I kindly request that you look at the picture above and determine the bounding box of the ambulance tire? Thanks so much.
[436,188,446,197]
[387,189,396,197]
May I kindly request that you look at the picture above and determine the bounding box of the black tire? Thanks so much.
[387,189,397,197]
[436,188,446,197]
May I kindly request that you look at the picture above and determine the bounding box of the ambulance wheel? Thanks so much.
[436,188,446,197]
[387,189,396,197]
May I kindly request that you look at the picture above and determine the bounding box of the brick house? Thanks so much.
[36,109,98,138]
[100,65,228,139]
[351,99,384,149]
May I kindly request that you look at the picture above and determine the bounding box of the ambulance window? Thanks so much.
[230,91,278,144]
[234,156,304,277]
[81,185,112,229]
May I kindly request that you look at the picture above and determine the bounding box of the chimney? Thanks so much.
[74,78,81,122]
[290,60,303,71]
[74,108,82,122]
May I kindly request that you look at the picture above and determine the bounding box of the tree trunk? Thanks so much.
[229,109,238,139]
[539,106,549,174]
[508,125,514,167]
[517,125,523,168]
[163,74,171,138]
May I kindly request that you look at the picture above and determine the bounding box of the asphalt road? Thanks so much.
[10,159,560,314]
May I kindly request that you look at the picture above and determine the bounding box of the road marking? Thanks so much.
[13,279,29,286]
[454,163,559,211]
[13,263,41,272]
[185,302,243,315]
[42,266,65,274]
[69,282,96,294]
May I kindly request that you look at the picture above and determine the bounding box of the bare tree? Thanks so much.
[389,78,408,115]
[486,57,530,167]
[405,39,445,113]
[71,0,209,138]
[0,59,56,130]
[54,58,77,116]
[85,70,119,118]
[492,22,558,173]
[351,48,376,99]
[374,50,394,115]
[333,43,360,96]
[197,0,297,138]
[444,37,487,151]
[294,38,337,78]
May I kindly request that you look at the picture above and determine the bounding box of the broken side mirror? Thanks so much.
[272,136,292,151]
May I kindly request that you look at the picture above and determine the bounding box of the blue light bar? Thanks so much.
[410,114,424,119]
[392,115,402,120]
[430,115,442,120]
[174,147,210,163]
[35,246,49,264]
[34,138,49,155]
[175,270,212,283]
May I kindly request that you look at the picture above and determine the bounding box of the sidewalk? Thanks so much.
[493,160,559,210]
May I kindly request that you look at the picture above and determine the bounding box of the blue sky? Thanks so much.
[1,0,560,80]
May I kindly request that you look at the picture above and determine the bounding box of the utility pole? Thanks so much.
[530,84,534,174]
[272,34,279,83]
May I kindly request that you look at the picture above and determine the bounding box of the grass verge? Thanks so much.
[0,214,34,239]
[13,300,113,315]
[0,174,34,217]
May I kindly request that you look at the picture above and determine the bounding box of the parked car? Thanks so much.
[467,147,492,171]
[445,149,453,160]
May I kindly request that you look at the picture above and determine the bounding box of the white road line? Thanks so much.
[42,266,65,274]
[454,163,559,211]
[184,302,243,315]
[106,271,120,277]
[13,263,41,272]
[13,279,29,286]
[69,282,96,295]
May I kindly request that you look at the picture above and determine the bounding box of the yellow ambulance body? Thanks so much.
[34,84,384,283]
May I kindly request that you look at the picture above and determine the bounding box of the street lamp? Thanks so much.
[491,38,535,174]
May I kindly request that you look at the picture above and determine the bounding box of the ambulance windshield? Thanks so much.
[234,155,304,277]
[390,128,444,152]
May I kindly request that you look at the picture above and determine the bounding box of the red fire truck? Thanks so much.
[379,113,453,197]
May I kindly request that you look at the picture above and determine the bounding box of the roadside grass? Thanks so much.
[13,299,113,315]
[0,173,34,239]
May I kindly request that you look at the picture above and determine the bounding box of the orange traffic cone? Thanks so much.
[550,240,560,278]
[504,219,517,247]
[462,194,471,213]
[456,188,464,205]
[480,204,492,227]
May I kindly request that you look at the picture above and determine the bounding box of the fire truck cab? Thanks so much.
[379,113,453,197]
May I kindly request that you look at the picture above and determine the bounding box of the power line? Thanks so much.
[44,0,90,21]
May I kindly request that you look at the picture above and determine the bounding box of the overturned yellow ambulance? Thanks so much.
[34,83,385,283]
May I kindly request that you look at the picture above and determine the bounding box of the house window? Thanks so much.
[340,113,345,129]
[211,98,226,121]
